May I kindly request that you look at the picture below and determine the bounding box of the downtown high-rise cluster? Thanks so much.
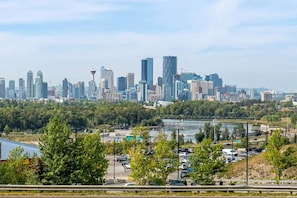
[0,56,263,102]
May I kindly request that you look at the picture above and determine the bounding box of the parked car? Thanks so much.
[116,155,128,162]
[121,161,129,166]
[180,170,189,178]
[124,182,136,186]
[123,164,131,169]
[168,179,187,186]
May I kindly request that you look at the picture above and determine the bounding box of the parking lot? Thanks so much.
[105,155,131,182]
[105,154,188,184]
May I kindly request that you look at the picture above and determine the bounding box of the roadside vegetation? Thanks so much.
[0,99,297,186]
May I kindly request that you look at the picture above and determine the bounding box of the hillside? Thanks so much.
[222,146,297,182]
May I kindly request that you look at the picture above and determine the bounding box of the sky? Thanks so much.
[1,0,297,92]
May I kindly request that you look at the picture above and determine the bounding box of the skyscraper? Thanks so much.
[126,73,135,89]
[35,75,43,99]
[141,58,153,90]
[157,77,163,87]
[117,76,127,92]
[205,73,223,91]
[19,78,26,99]
[0,78,5,98]
[100,66,114,92]
[42,82,48,99]
[62,78,68,98]
[78,81,85,99]
[163,56,177,101]
[139,80,148,102]
[8,80,16,98]
[26,71,34,99]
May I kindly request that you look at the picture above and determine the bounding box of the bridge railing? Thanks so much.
[1,184,297,194]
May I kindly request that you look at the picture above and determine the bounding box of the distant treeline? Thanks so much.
[0,99,295,133]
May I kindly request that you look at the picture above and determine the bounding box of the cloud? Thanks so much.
[0,0,126,24]
[1,0,297,92]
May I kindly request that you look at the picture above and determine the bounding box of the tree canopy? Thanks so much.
[264,130,297,184]
[189,138,225,185]
[39,116,107,184]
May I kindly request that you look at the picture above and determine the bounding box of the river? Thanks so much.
[149,119,253,143]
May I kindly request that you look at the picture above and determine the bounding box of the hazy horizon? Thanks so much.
[1,0,297,92]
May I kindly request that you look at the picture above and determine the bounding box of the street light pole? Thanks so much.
[113,138,116,181]
[177,128,180,179]
[231,135,234,162]
[246,122,249,185]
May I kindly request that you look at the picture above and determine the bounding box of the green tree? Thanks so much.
[204,122,213,139]
[291,114,297,127]
[221,128,229,140]
[234,123,246,138]
[7,146,29,184]
[3,124,11,135]
[189,138,225,185]
[0,146,39,184]
[79,133,108,184]
[195,130,205,143]
[40,116,107,185]
[264,130,297,184]
[129,133,178,185]
[39,116,75,184]
[150,133,178,185]
[214,123,222,141]
[129,145,150,185]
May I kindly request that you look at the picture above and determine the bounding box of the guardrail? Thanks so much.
[216,179,297,185]
[1,185,297,194]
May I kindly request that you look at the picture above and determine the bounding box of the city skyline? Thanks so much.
[1,1,297,92]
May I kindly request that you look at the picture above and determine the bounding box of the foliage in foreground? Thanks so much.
[0,146,39,184]
[39,116,108,184]
[129,130,178,185]
[264,130,297,184]
[189,138,225,185]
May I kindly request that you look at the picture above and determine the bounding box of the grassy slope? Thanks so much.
[222,145,297,181]
[222,153,274,181]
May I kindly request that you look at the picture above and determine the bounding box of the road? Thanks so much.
[0,195,282,198]
[105,155,131,182]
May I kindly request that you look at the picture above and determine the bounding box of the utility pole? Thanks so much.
[246,122,249,185]
[177,128,180,180]
[113,138,116,181]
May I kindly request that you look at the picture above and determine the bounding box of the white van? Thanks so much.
[222,148,238,156]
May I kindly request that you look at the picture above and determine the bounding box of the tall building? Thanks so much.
[181,72,202,83]
[26,71,34,99]
[205,73,223,92]
[157,77,163,87]
[100,66,114,92]
[42,82,48,99]
[18,78,26,99]
[117,76,127,92]
[73,83,80,100]
[188,80,214,100]
[0,78,5,98]
[8,80,16,98]
[67,82,73,99]
[126,73,135,89]
[88,69,97,100]
[141,58,153,90]
[163,56,177,101]
[78,81,85,99]
[261,91,273,102]
[88,80,97,100]
[139,80,148,102]
[35,75,43,99]
[62,78,68,98]
[37,70,43,82]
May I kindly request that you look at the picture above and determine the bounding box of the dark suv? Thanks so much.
[116,155,127,162]
[168,179,187,186]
